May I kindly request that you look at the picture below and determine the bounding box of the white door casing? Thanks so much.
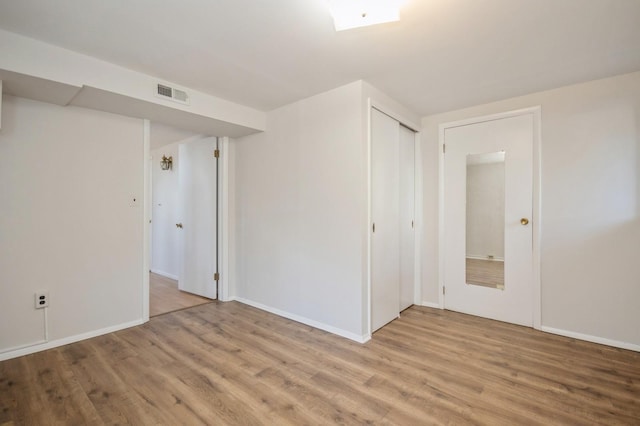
[178,137,218,299]
[443,113,534,326]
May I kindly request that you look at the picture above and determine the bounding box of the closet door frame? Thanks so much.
[367,99,422,337]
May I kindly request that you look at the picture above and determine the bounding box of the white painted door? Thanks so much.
[399,125,415,311]
[371,108,400,331]
[444,113,533,326]
[178,137,218,299]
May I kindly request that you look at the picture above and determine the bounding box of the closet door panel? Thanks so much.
[371,108,400,332]
[399,125,415,311]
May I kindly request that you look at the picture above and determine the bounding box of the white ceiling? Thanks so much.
[0,0,639,116]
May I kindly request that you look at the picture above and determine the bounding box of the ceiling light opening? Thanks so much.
[328,0,402,31]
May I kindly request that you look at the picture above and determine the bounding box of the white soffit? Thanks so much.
[70,86,262,138]
[0,69,81,106]
[0,67,261,138]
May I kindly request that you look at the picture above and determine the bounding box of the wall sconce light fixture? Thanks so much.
[160,155,173,170]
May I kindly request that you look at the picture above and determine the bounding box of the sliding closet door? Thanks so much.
[371,108,400,332]
[399,125,415,311]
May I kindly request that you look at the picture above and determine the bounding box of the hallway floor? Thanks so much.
[149,272,211,317]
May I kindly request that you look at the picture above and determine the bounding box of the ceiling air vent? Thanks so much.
[156,83,190,105]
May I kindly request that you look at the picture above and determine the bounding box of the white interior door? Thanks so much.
[444,113,533,326]
[399,125,415,311]
[371,108,400,331]
[178,137,218,299]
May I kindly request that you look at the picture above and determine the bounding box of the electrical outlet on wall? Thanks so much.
[35,291,49,309]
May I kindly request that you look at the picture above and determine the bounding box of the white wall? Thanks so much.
[233,82,368,339]
[466,162,505,259]
[232,81,421,340]
[0,95,144,357]
[421,71,640,347]
[151,142,180,279]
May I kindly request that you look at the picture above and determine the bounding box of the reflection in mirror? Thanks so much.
[466,151,505,289]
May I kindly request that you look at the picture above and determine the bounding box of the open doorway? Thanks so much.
[149,122,219,316]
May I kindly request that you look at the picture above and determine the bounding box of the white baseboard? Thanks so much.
[150,269,179,281]
[421,300,442,309]
[540,326,640,352]
[234,297,370,343]
[0,318,146,361]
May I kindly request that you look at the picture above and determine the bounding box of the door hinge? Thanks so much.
[443,144,446,154]
[443,286,446,295]
[214,149,220,158]
[214,272,220,281]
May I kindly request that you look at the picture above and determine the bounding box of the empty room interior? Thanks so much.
[1,0,639,424]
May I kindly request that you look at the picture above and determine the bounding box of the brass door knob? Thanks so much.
[176,223,183,229]
[520,218,529,226]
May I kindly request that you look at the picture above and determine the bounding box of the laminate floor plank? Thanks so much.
[0,352,101,426]
[114,326,179,368]
[141,310,323,425]
[61,340,169,425]
[375,322,631,424]
[2,303,639,425]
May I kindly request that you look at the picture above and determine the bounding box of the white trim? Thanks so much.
[439,107,540,130]
[142,119,151,322]
[0,319,145,361]
[0,339,47,356]
[218,136,231,301]
[438,107,542,326]
[369,99,421,132]
[150,269,179,281]
[366,98,373,336]
[541,326,640,353]
[531,107,542,330]
[437,124,446,309]
[234,297,370,343]
[421,301,441,309]
[413,129,422,306]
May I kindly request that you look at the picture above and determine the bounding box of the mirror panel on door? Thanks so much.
[465,151,505,290]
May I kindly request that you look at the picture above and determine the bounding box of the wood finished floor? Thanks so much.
[1,303,639,425]
[149,272,211,317]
